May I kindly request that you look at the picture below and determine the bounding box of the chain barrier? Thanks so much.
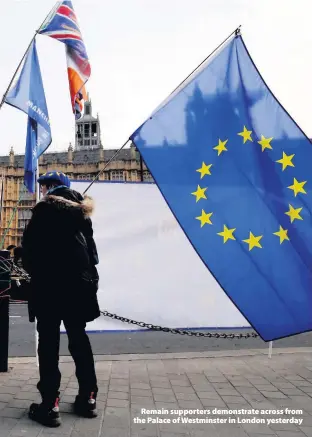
[10,263,30,284]
[100,311,259,339]
[6,261,259,339]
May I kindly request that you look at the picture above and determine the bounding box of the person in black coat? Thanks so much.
[13,246,23,268]
[22,171,100,428]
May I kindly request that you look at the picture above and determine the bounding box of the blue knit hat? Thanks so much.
[37,171,71,188]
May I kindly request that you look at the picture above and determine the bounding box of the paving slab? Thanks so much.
[1,348,312,436]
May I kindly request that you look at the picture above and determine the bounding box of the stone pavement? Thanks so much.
[1,348,312,436]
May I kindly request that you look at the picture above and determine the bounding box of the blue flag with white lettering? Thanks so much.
[130,34,312,341]
[5,39,51,193]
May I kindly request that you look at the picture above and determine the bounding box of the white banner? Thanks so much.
[61,181,249,332]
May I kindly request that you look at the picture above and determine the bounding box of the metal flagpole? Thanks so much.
[268,341,273,359]
[139,155,144,182]
[83,26,242,196]
[0,1,59,367]
[83,139,130,195]
[167,25,241,99]
[0,1,60,111]
[35,159,40,367]
[0,170,4,226]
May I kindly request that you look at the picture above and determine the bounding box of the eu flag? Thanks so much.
[5,39,51,193]
[130,34,312,341]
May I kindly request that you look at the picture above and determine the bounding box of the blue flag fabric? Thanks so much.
[5,39,51,193]
[130,34,312,341]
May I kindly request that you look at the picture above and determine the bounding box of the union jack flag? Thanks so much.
[39,0,91,119]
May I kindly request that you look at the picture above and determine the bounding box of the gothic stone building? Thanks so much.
[0,99,152,247]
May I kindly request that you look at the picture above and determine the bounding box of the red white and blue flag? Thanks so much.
[39,0,91,119]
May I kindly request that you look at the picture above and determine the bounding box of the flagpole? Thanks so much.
[147,25,242,120]
[83,139,130,195]
[0,2,60,111]
[35,160,40,204]
[0,170,4,226]
[35,159,40,367]
[268,341,273,359]
[167,25,241,99]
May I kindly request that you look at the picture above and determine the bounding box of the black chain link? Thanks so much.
[100,310,259,339]
[11,264,30,282]
[7,262,259,339]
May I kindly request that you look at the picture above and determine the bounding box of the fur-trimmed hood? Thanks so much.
[43,194,94,217]
[34,189,94,218]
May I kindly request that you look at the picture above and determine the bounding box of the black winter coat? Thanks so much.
[22,187,100,323]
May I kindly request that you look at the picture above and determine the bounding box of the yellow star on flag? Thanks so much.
[217,225,236,243]
[243,232,263,251]
[191,185,207,202]
[213,139,228,156]
[287,178,307,197]
[273,226,289,244]
[276,152,295,171]
[196,210,213,227]
[285,204,303,223]
[196,162,212,179]
[257,135,273,152]
[238,126,252,143]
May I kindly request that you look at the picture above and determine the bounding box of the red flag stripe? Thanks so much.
[58,5,78,23]
[50,33,82,41]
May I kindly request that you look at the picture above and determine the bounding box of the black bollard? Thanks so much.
[0,250,11,373]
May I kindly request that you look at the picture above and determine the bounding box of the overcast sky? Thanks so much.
[1,0,312,155]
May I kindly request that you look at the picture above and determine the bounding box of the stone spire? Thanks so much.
[9,147,14,166]
[99,142,104,161]
[68,142,73,163]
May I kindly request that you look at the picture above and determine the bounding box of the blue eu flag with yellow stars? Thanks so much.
[130,33,312,341]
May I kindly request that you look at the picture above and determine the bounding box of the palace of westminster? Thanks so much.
[0,99,153,247]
